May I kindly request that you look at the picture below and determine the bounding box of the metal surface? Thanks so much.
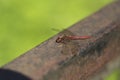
[2,0,120,80]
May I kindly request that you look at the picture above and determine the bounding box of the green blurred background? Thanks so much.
[0,0,119,80]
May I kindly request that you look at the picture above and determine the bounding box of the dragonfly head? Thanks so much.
[56,35,65,43]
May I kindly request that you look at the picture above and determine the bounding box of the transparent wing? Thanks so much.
[61,40,79,55]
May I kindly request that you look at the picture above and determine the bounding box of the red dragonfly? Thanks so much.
[55,30,91,55]
[56,34,91,43]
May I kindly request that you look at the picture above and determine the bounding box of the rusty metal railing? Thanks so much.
[1,0,120,80]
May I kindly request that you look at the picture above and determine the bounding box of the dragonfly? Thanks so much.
[55,29,91,55]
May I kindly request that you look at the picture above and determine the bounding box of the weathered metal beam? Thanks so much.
[2,0,120,80]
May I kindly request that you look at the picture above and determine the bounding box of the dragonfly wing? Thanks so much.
[61,41,79,55]
[61,43,71,55]
[69,41,79,55]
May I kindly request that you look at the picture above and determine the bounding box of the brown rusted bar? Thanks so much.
[2,0,120,80]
